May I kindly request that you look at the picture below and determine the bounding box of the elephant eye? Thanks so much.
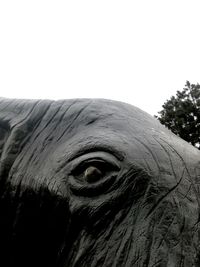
[71,158,119,184]
[84,166,103,183]
[67,152,121,196]
[68,151,121,187]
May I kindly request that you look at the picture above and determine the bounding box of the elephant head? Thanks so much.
[0,98,200,267]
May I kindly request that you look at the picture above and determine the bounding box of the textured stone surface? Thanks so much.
[0,98,200,266]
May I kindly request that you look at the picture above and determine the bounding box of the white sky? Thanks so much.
[0,1,200,115]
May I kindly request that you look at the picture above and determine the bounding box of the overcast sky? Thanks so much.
[0,1,200,115]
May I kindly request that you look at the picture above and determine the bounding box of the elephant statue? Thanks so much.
[0,98,200,267]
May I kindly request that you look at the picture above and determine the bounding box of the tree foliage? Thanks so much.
[156,81,200,149]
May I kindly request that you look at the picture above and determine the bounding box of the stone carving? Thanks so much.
[0,98,200,267]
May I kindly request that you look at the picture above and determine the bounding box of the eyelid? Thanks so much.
[67,145,125,163]
[68,151,121,173]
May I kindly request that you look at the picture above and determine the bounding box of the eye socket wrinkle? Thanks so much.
[67,144,125,163]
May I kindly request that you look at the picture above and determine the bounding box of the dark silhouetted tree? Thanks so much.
[156,81,200,149]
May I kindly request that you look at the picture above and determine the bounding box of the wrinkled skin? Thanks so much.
[0,98,200,267]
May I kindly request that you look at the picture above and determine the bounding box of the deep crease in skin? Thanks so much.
[9,101,74,182]
[133,136,162,176]
[56,100,92,142]
[26,101,77,166]
[146,167,185,219]
[5,102,53,184]
[159,137,200,224]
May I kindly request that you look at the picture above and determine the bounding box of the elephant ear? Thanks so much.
[0,98,51,184]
